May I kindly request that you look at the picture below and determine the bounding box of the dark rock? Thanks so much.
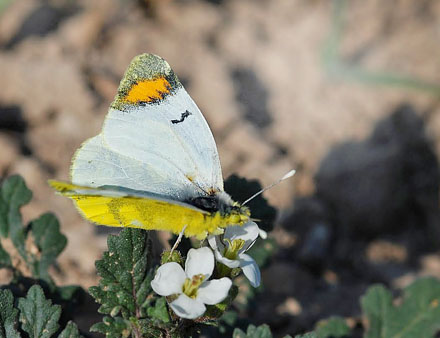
[315,104,439,240]
[0,104,26,132]
[286,197,333,269]
[231,67,272,129]
[5,3,78,49]
[284,104,440,273]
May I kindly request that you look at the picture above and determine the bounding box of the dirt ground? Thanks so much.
[1,0,440,336]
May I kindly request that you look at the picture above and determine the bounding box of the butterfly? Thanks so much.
[49,53,254,240]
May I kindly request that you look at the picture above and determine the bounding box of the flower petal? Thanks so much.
[239,253,261,287]
[151,262,186,296]
[213,249,240,268]
[197,278,232,305]
[259,228,268,239]
[208,235,225,253]
[170,294,206,319]
[224,221,260,252]
[185,247,214,279]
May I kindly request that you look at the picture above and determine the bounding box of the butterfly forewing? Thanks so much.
[71,54,223,198]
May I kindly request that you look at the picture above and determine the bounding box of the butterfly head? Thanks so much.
[214,192,251,228]
[189,191,250,226]
[228,201,251,224]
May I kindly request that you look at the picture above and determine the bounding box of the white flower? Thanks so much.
[208,221,263,288]
[151,247,232,319]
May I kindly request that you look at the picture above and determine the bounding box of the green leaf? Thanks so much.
[224,175,277,232]
[18,284,61,338]
[58,321,84,338]
[294,334,317,338]
[0,176,68,284]
[0,289,20,338]
[138,318,170,337]
[89,228,154,320]
[147,297,170,323]
[28,213,67,282]
[90,316,132,338]
[220,310,238,326]
[0,176,32,257]
[232,324,293,338]
[232,324,273,338]
[233,329,248,338]
[361,277,440,338]
[315,317,350,337]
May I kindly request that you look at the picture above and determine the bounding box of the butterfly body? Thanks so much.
[50,54,251,239]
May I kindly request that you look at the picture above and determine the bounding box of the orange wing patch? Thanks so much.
[124,77,171,104]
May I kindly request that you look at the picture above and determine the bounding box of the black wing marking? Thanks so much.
[171,110,192,124]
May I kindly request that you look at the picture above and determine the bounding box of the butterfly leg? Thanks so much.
[170,224,188,255]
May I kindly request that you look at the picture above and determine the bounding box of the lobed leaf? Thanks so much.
[17,284,61,338]
[138,318,172,337]
[0,176,82,337]
[306,278,440,338]
[58,321,84,338]
[305,277,440,338]
[28,213,67,283]
[0,176,32,257]
[361,277,440,338]
[0,289,20,338]
[294,334,318,338]
[89,228,154,320]
[233,324,272,338]
[0,176,66,283]
[90,316,132,338]
[233,324,292,338]
[147,297,170,323]
[315,317,350,337]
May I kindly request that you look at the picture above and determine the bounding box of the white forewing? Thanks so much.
[72,87,223,198]
[103,87,223,193]
[71,134,198,199]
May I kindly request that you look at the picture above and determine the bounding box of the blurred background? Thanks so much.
[1,0,440,336]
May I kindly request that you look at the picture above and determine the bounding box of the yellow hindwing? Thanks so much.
[49,181,244,239]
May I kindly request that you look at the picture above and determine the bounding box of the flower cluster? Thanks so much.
[151,221,265,319]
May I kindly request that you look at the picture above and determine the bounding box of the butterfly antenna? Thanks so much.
[242,169,295,206]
